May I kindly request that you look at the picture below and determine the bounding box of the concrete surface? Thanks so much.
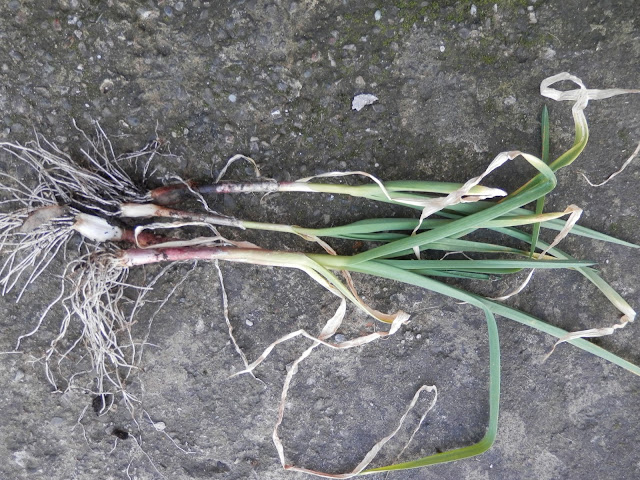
[0,1,639,479]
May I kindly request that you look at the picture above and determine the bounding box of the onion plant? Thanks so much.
[0,73,638,477]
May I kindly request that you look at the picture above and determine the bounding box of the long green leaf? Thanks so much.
[344,157,557,265]
[376,259,594,270]
[363,305,500,474]
[343,261,640,374]
[530,105,551,256]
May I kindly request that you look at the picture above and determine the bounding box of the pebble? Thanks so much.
[245,319,254,327]
[50,417,65,426]
[100,78,114,94]
[352,93,378,111]
[374,10,382,21]
[228,94,237,102]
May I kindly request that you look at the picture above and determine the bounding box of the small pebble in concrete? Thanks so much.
[352,93,378,111]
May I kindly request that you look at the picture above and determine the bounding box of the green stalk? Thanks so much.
[530,105,551,256]
[364,305,500,474]
[374,259,593,270]
[345,261,639,375]
[344,168,556,265]
[294,180,500,198]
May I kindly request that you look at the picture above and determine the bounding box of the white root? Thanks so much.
[0,121,157,215]
[0,207,77,299]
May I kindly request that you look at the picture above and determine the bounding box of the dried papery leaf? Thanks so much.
[294,171,397,198]
[214,260,260,381]
[490,205,582,301]
[391,385,439,466]
[544,311,635,362]
[215,154,262,183]
[276,384,437,478]
[298,233,339,256]
[490,270,536,302]
[540,72,640,103]
[581,141,640,187]
[300,232,407,324]
[540,73,640,176]
[538,204,637,358]
[242,259,354,361]
[231,310,408,377]
[439,251,474,260]
[295,169,506,258]
[412,151,532,235]
[265,302,409,477]
[537,205,582,256]
[294,170,506,211]
[272,341,320,471]
[403,150,540,258]
[340,268,407,324]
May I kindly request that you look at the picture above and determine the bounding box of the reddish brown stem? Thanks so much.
[119,246,238,267]
[149,181,281,205]
[118,229,172,247]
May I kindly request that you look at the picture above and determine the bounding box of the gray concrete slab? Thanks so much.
[0,1,638,479]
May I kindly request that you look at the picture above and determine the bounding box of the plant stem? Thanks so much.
[148,179,503,206]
